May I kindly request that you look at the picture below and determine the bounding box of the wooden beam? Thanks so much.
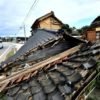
[0,45,81,88]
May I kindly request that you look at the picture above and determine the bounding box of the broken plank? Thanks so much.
[0,45,81,87]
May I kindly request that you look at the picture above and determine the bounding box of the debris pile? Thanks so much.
[0,29,99,100]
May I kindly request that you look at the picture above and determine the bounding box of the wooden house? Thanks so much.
[90,16,100,40]
[31,11,63,35]
[85,16,100,42]
[86,29,96,42]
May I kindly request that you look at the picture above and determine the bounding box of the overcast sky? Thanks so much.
[0,0,100,37]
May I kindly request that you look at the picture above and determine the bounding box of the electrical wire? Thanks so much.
[16,0,39,37]
[22,0,39,25]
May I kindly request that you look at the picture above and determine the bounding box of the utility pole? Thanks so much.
[23,24,27,43]
[14,33,16,43]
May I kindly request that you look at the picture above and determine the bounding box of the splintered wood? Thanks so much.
[0,45,80,92]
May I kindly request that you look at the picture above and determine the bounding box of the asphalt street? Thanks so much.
[0,42,23,63]
[0,42,16,63]
[0,42,13,55]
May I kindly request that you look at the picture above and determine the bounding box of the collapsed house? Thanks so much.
[0,29,82,72]
[0,29,99,100]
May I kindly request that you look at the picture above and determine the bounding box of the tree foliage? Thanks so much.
[78,25,89,35]
[61,24,72,33]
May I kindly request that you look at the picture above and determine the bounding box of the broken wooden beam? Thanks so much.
[0,45,81,92]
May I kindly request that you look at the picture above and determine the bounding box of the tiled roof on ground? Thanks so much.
[0,29,82,72]
[0,28,99,100]
[1,29,62,65]
[0,41,99,100]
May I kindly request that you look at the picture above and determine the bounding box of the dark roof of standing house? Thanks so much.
[91,16,100,28]
[31,11,63,30]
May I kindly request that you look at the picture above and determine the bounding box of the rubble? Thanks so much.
[0,29,99,100]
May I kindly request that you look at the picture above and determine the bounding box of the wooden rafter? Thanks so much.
[0,45,81,92]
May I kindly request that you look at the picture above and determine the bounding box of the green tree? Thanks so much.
[76,25,89,35]
[61,24,72,33]
[77,29,82,34]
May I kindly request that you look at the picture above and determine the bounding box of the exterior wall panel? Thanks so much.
[86,30,96,42]
[39,17,62,30]
[96,27,100,31]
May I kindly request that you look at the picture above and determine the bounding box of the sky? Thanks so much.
[0,0,100,37]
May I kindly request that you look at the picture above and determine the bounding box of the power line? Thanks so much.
[17,0,39,41]
[22,0,39,25]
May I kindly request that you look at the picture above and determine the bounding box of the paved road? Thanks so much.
[0,42,23,63]
[0,42,15,63]
[0,42,13,55]
[0,42,23,55]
